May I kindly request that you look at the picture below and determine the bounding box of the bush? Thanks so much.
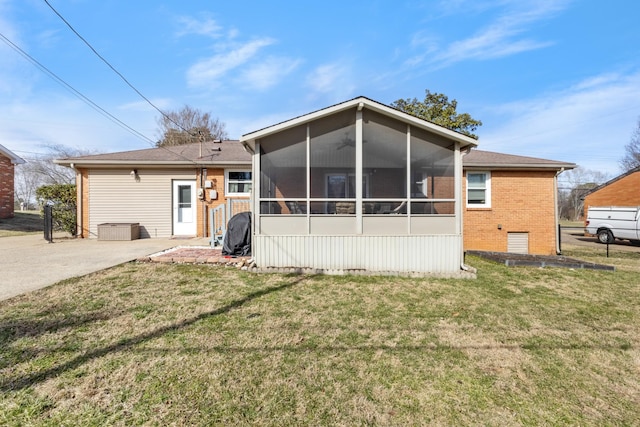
[36,184,77,235]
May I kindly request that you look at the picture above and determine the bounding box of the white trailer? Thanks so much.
[585,206,640,244]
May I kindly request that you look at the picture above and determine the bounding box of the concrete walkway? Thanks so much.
[0,234,209,302]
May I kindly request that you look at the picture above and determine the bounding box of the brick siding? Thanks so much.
[0,155,16,219]
[464,170,558,255]
[583,171,640,217]
[198,168,226,238]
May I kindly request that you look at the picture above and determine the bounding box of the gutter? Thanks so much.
[463,163,577,170]
[53,160,251,167]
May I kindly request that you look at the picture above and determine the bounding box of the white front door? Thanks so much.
[173,180,197,236]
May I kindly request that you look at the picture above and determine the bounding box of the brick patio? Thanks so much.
[139,246,252,266]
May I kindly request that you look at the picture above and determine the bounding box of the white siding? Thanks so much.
[254,235,461,273]
[88,169,195,238]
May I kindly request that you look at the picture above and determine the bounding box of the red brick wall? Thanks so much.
[583,171,640,217]
[0,155,16,219]
[464,170,558,255]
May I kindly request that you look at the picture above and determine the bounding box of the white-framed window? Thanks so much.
[225,170,252,196]
[466,171,491,208]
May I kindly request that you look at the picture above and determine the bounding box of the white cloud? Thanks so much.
[239,56,301,91]
[186,38,275,88]
[118,98,172,112]
[306,63,356,97]
[176,16,223,38]
[0,93,158,157]
[478,70,640,175]
[412,0,570,68]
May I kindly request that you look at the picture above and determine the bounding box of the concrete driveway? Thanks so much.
[0,234,208,301]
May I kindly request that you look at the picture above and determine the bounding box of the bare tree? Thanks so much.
[14,163,41,210]
[619,117,640,172]
[558,167,610,220]
[14,144,94,208]
[156,105,228,147]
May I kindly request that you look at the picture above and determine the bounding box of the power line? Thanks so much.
[1,31,200,166]
[0,31,155,144]
[42,0,193,137]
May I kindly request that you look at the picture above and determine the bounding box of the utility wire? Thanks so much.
[42,0,194,137]
[1,33,203,167]
[0,31,155,144]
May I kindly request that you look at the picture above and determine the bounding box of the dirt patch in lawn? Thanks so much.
[466,250,615,271]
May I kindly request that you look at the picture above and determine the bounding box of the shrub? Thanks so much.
[36,184,77,235]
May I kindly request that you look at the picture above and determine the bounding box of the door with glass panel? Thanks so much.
[172,180,196,235]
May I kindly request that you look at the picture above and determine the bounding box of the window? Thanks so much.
[225,170,252,196]
[467,172,491,208]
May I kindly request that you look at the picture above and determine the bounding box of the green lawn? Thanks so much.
[560,219,585,228]
[1,246,639,425]
[0,211,43,237]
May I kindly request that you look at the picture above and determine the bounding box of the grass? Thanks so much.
[560,220,584,229]
[0,246,639,425]
[0,211,43,237]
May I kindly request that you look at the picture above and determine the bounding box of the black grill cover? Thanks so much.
[222,212,252,256]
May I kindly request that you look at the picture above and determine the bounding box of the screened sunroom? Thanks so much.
[241,97,477,274]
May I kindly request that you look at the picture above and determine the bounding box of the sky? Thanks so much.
[2,0,640,179]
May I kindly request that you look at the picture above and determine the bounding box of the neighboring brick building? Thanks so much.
[0,144,26,219]
[582,167,640,217]
[463,150,575,255]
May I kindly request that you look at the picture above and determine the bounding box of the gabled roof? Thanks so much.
[54,140,251,168]
[0,144,26,165]
[581,165,640,198]
[463,149,576,171]
[241,96,479,151]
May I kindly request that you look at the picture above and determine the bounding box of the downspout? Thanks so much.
[554,167,565,254]
[460,147,473,271]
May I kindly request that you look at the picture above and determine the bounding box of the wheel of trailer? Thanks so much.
[597,229,614,244]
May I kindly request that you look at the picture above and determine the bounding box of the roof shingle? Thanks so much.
[464,149,575,170]
[55,140,251,166]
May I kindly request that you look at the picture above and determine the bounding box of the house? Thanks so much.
[462,150,575,255]
[56,96,576,273]
[54,140,251,239]
[582,166,640,217]
[0,144,26,219]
